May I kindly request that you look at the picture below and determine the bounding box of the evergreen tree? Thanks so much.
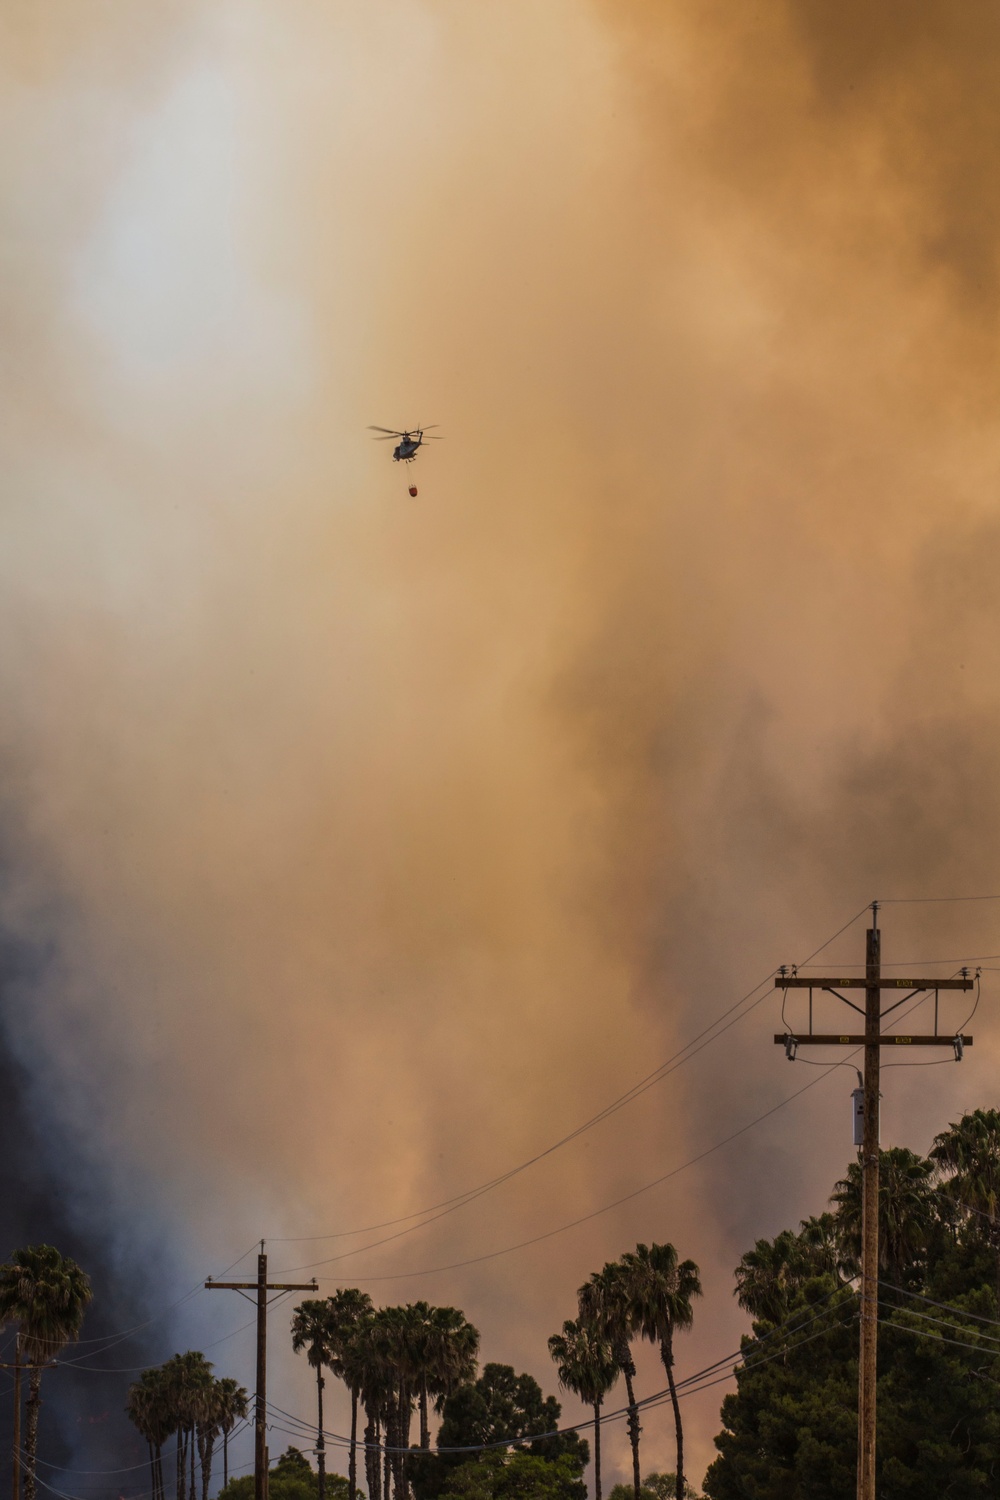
[706,1129,1000,1499]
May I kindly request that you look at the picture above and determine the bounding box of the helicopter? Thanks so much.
[368,425,442,463]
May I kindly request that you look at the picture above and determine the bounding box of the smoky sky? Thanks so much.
[2,1,1000,1490]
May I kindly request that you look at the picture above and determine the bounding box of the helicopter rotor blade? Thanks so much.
[368,425,405,435]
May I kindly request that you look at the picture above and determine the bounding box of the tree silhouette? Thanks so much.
[292,1299,337,1500]
[0,1245,92,1500]
[578,1263,642,1500]
[931,1108,1000,1302]
[620,1244,701,1500]
[548,1317,617,1500]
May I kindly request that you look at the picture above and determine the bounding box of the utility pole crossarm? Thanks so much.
[772,1033,973,1046]
[775,975,973,989]
[205,1281,318,1291]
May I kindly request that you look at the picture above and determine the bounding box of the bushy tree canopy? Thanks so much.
[411,1364,588,1500]
[607,1471,701,1500]
[705,1119,1000,1499]
[440,1452,586,1500]
[218,1448,363,1500]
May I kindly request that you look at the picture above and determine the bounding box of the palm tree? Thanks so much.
[372,1304,425,1500]
[292,1299,336,1500]
[326,1289,375,1500]
[931,1108,1000,1302]
[216,1377,249,1490]
[548,1317,618,1500]
[160,1351,215,1500]
[620,1244,701,1500]
[126,1367,177,1500]
[832,1147,935,1289]
[735,1216,843,1331]
[734,1230,802,1325]
[197,1376,239,1500]
[0,1245,92,1500]
[126,1374,160,1500]
[579,1262,642,1500]
[422,1305,479,1447]
[338,1307,390,1500]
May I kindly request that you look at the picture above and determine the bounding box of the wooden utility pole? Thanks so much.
[206,1246,316,1500]
[11,1334,20,1500]
[4,1341,56,1500]
[775,903,975,1500]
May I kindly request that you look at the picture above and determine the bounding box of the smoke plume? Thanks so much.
[2,1,1000,1487]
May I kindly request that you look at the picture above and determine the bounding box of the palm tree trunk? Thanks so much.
[364,1405,381,1500]
[617,1350,641,1500]
[348,1391,359,1500]
[389,1391,402,1500]
[190,1425,196,1500]
[149,1440,156,1500]
[419,1379,430,1450]
[23,1369,42,1500]
[156,1444,165,1500]
[178,1428,186,1500]
[316,1369,327,1500]
[200,1430,215,1500]
[660,1337,683,1500]
[592,1400,602,1500]
[396,1383,411,1500]
[223,1431,229,1492]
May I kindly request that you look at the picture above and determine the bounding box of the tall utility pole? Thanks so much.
[206,1246,317,1500]
[11,1335,20,1500]
[775,904,975,1500]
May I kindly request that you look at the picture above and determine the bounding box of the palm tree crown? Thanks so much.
[0,1244,92,1364]
[931,1108,1000,1301]
[579,1261,643,1500]
[548,1316,617,1500]
[0,1244,92,1500]
[619,1244,701,1500]
[832,1147,936,1288]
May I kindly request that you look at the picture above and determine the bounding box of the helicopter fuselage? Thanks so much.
[392,435,423,462]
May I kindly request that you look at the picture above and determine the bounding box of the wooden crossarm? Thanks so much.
[775,976,973,989]
[773,1033,973,1046]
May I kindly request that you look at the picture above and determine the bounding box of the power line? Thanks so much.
[273,1061,849,1282]
[878,1281,1000,1329]
[270,906,875,1250]
[59,1313,261,1373]
[879,895,1000,904]
[877,1315,1000,1362]
[877,1305,1000,1350]
[286,985,946,1285]
[23,1425,254,1480]
[2,905,890,1372]
[264,1288,859,1454]
[267,977,777,1247]
[51,1242,261,1354]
